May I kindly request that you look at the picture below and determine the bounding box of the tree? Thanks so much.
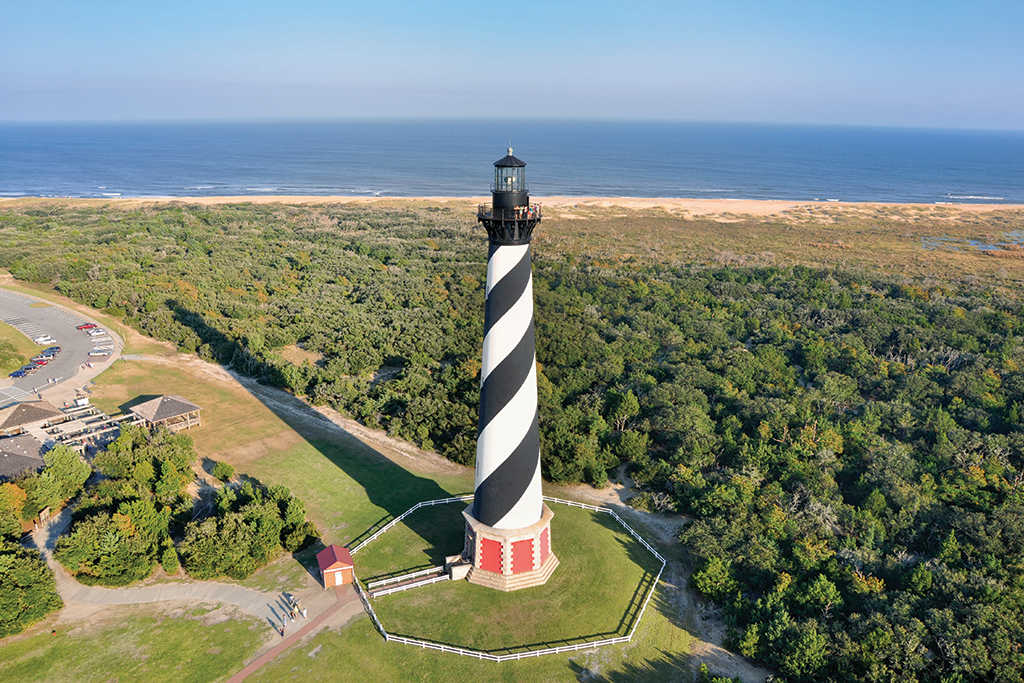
[29,445,90,512]
[606,389,640,431]
[54,513,156,586]
[153,459,191,502]
[0,482,27,518]
[160,540,180,574]
[0,540,63,637]
[691,556,738,602]
[780,621,830,680]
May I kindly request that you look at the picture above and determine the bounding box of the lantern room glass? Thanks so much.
[494,166,525,193]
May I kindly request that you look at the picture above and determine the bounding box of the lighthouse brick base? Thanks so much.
[462,503,559,591]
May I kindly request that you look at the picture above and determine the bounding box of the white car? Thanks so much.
[33,336,56,344]
[88,350,112,357]
[88,329,107,337]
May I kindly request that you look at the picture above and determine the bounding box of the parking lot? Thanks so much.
[0,289,118,406]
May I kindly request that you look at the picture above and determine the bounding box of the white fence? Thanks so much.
[352,573,387,638]
[372,573,450,597]
[350,494,667,662]
[367,565,444,589]
[349,495,473,555]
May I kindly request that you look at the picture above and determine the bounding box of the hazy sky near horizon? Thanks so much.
[2,0,1022,130]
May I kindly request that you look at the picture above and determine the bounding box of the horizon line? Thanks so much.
[1,116,1022,135]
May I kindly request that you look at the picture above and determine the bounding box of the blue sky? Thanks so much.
[2,0,1022,129]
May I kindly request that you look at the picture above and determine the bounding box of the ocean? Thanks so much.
[0,120,1021,204]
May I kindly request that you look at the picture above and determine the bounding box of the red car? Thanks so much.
[76,323,97,330]
[32,358,49,366]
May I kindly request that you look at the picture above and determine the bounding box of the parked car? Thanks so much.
[20,365,37,375]
[76,323,97,330]
[41,346,61,356]
[88,329,107,337]
[88,350,112,357]
[8,370,26,378]
[32,336,56,345]
[32,358,49,366]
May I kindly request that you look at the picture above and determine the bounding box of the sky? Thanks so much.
[2,0,1022,130]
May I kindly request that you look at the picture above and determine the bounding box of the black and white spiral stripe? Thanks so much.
[472,242,543,529]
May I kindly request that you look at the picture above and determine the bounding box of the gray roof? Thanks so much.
[0,401,63,431]
[494,148,526,168]
[0,433,45,480]
[129,395,202,423]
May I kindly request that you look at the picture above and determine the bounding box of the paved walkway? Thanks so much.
[26,507,351,640]
[226,586,356,683]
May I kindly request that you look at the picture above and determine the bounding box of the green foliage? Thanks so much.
[54,426,195,586]
[697,663,742,683]
[211,460,235,482]
[6,203,1024,681]
[54,512,157,585]
[95,424,196,503]
[179,481,316,579]
[34,445,91,510]
[691,556,738,602]
[0,540,63,636]
[160,540,180,574]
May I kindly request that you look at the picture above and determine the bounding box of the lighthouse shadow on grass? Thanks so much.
[168,304,468,562]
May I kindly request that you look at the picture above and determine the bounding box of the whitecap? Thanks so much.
[947,195,1004,200]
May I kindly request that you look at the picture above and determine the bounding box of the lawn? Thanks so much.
[245,438,474,548]
[0,603,265,683]
[0,321,38,373]
[357,503,662,652]
[88,359,293,457]
[249,591,690,683]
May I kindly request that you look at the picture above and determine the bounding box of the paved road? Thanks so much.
[0,287,121,406]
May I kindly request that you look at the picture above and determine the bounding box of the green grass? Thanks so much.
[245,438,474,548]
[89,360,293,457]
[353,503,468,580]
[250,590,690,683]
[358,504,661,652]
[0,321,40,373]
[0,603,264,683]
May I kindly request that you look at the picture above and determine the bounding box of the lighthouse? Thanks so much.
[463,148,558,591]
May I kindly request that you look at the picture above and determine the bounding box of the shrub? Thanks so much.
[211,461,235,482]
[160,542,180,574]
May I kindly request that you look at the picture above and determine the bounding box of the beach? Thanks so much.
[4,195,1023,219]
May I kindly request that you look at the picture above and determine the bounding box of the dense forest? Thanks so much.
[2,201,1024,681]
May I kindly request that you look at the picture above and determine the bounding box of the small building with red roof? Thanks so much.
[316,544,354,588]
